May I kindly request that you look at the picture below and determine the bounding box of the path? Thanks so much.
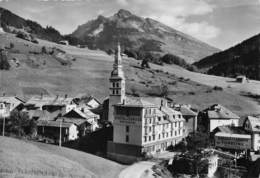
[118,161,156,178]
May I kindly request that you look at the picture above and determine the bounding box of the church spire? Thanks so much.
[114,42,122,69]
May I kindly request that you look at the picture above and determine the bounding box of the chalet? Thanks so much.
[37,120,78,143]
[0,96,25,118]
[25,95,76,114]
[243,116,260,151]
[56,108,99,136]
[212,116,260,152]
[174,104,198,134]
[59,40,69,45]
[236,75,248,83]
[199,104,239,132]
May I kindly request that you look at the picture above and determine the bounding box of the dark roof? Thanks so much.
[178,106,197,116]
[56,117,90,126]
[37,120,74,128]
[213,125,249,135]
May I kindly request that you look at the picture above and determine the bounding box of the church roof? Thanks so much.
[115,96,156,107]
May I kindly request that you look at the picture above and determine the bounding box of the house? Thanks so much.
[174,104,198,134]
[74,94,101,109]
[199,104,239,132]
[59,40,69,45]
[215,132,251,151]
[37,120,78,143]
[0,96,25,118]
[25,95,76,114]
[106,44,186,163]
[243,116,260,151]
[57,108,99,136]
[236,75,248,83]
[212,116,260,152]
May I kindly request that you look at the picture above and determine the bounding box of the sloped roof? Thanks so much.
[37,120,74,128]
[26,96,74,107]
[178,105,197,116]
[246,116,260,132]
[27,110,45,119]
[63,108,97,119]
[205,104,240,120]
[215,132,251,139]
[214,125,249,135]
[115,96,156,107]
[38,110,61,121]
[0,96,25,107]
[56,117,89,126]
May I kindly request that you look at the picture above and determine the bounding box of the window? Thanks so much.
[158,117,161,121]
[152,135,155,140]
[112,83,115,88]
[158,134,161,139]
[126,126,129,133]
[144,136,147,142]
[116,83,119,88]
[126,135,129,142]
[149,136,151,141]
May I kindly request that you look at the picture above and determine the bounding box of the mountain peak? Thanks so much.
[114,9,133,18]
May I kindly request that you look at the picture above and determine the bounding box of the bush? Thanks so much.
[124,49,138,59]
[41,46,47,54]
[10,43,14,49]
[8,110,31,137]
[213,86,223,91]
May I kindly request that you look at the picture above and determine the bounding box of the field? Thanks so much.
[0,32,260,118]
[0,136,124,178]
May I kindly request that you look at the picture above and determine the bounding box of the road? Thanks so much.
[118,161,156,178]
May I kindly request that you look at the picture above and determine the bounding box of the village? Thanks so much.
[0,43,259,178]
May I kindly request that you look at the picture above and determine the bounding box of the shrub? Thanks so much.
[159,83,169,97]
[41,46,47,54]
[213,86,223,91]
[8,110,30,137]
[141,58,150,69]
[10,43,14,49]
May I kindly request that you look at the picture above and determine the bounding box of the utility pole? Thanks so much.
[59,119,62,147]
[2,116,5,136]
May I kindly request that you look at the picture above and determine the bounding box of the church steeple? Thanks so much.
[108,43,126,123]
[114,42,122,68]
[111,42,124,78]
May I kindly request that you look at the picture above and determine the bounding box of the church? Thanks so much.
[107,44,187,163]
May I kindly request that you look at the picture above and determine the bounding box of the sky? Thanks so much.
[0,0,260,49]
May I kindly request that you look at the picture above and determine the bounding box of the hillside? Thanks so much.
[194,33,260,80]
[0,136,123,178]
[0,6,63,42]
[0,32,260,117]
[69,9,219,64]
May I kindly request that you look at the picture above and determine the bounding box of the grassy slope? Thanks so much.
[0,33,260,117]
[0,136,123,178]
